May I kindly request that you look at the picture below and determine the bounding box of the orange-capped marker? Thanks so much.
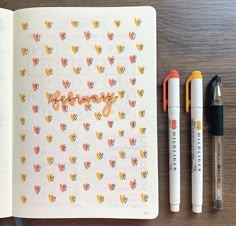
[163,70,180,212]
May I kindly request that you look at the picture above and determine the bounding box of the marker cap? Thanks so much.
[163,70,180,112]
[185,71,203,112]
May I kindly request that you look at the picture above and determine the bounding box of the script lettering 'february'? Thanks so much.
[46,91,119,117]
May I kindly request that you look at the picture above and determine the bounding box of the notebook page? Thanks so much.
[12,7,158,219]
[0,8,13,218]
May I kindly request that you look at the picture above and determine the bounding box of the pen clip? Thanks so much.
[185,71,202,112]
[163,70,180,112]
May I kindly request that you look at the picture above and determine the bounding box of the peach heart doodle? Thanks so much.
[129,55,136,64]
[34,145,40,155]
[34,185,41,194]
[33,33,41,42]
[61,58,68,67]
[129,100,136,107]
[62,80,71,89]
[129,138,136,146]
[130,78,136,86]
[59,184,67,192]
[83,122,90,131]
[108,79,116,87]
[60,144,66,152]
[107,139,115,147]
[33,126,41,134]
[34,164,41,173]
[131,158,138,166]
[32,83,39,91]
[108,56,115,65]
[107,32,114,41]
[108,183,116,191]
[58,164,65,172]
[130,179,137,189]
[109,160,116,168]
[32,105,39,113]
[84,104,92,112]
[83,183,90,191]
[87,81,94,89]
[86,57,93,66]
[84,161,91,169]
[32,58,39,66]
[128,32,136,40]
[107,120,113,128]
[60,123,67,131]
[59,32,66,41]
[84,31,91,40]
[83,143,90,151]
[62,104,68,112]
[130,120,136,128]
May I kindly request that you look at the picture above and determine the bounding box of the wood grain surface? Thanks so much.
[1,0,236,225]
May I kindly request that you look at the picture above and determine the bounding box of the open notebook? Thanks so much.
[0,6,158,219]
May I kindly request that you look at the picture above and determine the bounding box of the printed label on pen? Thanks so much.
[191,118,203,173]
[169,117,180,172]
[171,120,177,130]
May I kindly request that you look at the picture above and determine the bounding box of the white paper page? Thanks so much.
[0,8,13,218]
[12,7,158,219]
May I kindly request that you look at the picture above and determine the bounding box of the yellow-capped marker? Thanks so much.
[185,70,203,214]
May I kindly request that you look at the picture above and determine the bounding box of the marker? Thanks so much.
[185,71,203,213]
[163,70,180,212]
[207,74,224,210]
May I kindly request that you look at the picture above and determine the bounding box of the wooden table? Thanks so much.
[1,0,236,225]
